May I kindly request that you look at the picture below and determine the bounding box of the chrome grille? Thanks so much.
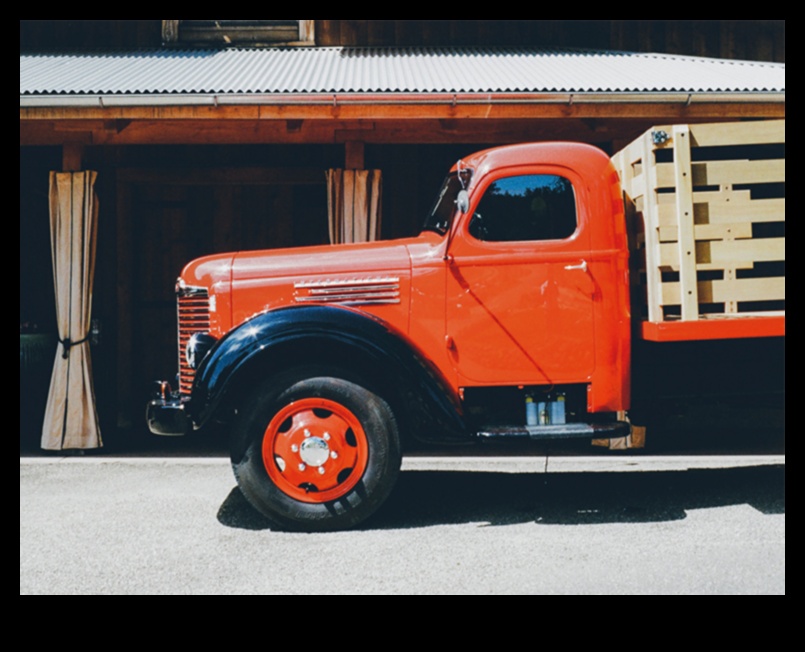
[177,286,210,395]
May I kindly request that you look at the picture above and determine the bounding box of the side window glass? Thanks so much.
[468,174,577,242]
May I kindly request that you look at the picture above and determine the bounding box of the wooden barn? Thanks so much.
[19,20,785,451]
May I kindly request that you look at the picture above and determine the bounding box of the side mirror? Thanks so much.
[456,189,470,214]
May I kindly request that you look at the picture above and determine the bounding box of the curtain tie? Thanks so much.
[59,335,90,359]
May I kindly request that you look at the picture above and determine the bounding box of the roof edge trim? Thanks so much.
[20,91,786,109]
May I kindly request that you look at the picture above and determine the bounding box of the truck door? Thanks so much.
[445,169,596,386]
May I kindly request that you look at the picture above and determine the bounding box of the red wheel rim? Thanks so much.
[262,398,370,503]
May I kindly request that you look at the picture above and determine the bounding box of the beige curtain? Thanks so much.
[41,172,102,450]
[326,169,382,244]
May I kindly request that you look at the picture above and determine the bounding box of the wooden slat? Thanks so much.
[661,276,785,304]
[652,119,785,147]
[659,237,785,270]
[656,188,752,206]
[703,237,785,265]
[658,222,752,242]
[656,159,785,188]
[707,198,785,223]
[695,159,785,186]
[689,118,785,147]
[657,196,784,225]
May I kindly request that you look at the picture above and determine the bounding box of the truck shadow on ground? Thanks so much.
[217,464,785,531]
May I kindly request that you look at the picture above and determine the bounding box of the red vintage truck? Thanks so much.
[147,120,785,531]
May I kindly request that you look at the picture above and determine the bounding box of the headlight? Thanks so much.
[185,332,217,370]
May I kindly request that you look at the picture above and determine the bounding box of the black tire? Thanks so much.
[230,368,401,532]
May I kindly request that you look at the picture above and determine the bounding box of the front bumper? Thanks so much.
[146,381,191,436]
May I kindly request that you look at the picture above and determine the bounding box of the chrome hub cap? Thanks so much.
[299,436,330,467]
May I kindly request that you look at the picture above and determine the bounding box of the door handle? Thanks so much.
[564,260,588,273]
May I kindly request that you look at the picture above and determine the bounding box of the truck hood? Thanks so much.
[232,239,412,280]
[229,239,417,327]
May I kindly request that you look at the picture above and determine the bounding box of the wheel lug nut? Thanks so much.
[318,466,326,475]
[291,444,299,453]
[304,429,311,438]
[298,463,306,472]
[330,451,338,460]
[323,432,331,441]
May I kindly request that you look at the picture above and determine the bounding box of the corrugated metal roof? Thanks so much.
[20,47,785,97]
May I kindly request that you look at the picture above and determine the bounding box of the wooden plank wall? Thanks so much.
[20,20,785,63]
[316,20,785,62]
[20,20,163,50]
[113,166,331,426]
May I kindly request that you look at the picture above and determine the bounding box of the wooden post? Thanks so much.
[672,125,699,320]
[641,131,663,322]
[62,144,83,172]
[162,20,179,44]
[345,141,364,170]
[298,20,315,43]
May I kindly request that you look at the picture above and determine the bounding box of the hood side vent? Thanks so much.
[294,277,401,305]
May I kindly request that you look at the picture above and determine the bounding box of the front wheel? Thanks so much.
[230,372,401,532]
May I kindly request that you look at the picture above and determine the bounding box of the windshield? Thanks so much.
[422,172,465,235]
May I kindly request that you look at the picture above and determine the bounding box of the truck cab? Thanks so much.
[434,143,630,413]
[147,141,633,531]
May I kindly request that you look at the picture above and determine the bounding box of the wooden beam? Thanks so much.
[20,114,787,148]
[20,101,785,123]
[106,119,132,134]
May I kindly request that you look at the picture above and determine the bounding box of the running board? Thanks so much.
[475,421,631,441]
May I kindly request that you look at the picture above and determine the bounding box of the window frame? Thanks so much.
[466,172,580,245]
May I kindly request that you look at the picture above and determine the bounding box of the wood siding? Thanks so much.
[20,20,163,50]
[21,20,785,63]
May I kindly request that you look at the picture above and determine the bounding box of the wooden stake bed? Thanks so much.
[612,119,785,341]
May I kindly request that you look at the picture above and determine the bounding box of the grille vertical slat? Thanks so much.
[176,289,210,395]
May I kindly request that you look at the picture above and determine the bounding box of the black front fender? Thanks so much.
[190,305,469,444]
